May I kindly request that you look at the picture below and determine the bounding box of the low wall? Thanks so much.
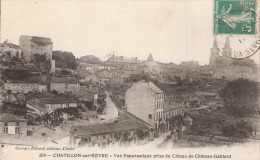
[3,83,47,93]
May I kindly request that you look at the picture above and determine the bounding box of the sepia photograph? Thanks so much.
[0,0,259,159]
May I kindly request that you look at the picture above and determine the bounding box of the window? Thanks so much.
[3,127,8,134]
[16,122,20,126]
[65,83,68,89]
[41,133,46,136]
[4,122,8,126]
[103,135,106,139]
[149,114,152,119]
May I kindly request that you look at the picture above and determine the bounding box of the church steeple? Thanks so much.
[224,36,230,48]
[210,37,220,68]
[223,36,232,56]
[212,36,219,49]
[147,53,153,61]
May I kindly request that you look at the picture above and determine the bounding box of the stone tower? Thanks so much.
[19,35,53,62]
[222,36,232,57]
[210,37,219,68]
[147,53,153,61]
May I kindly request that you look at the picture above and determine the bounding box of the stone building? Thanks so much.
[0,113,27,135]
[69,119,152,148]
[27,97,77,117]
[163,101,184,132]
[50,77,80,93]
[125,80,165,133]
[143,53,162,76]
[106,55,139,75]
[74,89,99,109]
[0,40,22,59]
[19,35,53,62]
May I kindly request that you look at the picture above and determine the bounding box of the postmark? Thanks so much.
[214,0,260,59]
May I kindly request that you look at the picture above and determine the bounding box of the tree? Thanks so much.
[219,78,259,117]
[52,51,77,70]
[222,119,253,141]
[79,55,101,64]
[2,68,30,81]
[2,101,27,117]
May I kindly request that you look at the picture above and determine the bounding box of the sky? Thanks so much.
[1,0,259,65]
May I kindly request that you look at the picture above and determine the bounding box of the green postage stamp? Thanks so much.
[214,0,257,34]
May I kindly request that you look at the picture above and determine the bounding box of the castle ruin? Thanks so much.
[19,35,53,62]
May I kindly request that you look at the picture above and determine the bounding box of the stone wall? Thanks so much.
[0,44,22,58]
[3,83,47,93]
[19,35,53,62]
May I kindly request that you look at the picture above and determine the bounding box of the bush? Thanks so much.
[3,69,30,81]
[222,119,254,140]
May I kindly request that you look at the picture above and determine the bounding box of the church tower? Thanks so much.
[147,53,153,61]
[210,37,219,68]
[222,36,232,57]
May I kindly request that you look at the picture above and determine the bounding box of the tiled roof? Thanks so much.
[144,61,159,67]
[51,77,79,84]
[74,89,96,101]
[27,125,55,132]
[71,119,149,136]
[164,101,184,112]
[27,99,47,112]
[148,81,164,93]
[40,97,76,104]
[124,111,153,128]
[0,113,27,122]
[106,56,139,64]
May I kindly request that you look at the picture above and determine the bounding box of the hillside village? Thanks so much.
[0,35,259,148]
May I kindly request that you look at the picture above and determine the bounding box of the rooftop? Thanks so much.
[148,81,164,93]
[106,55,139,64]
[74,89,97,101]
[71,119,150,136]
[40,97,76,104]
[27,99,48,112]
[144,61,160,67]
[51,77,79,84]
[0,113,27,122]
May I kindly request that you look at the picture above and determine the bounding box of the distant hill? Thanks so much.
[52,51,77,70]
[79,55,101,64]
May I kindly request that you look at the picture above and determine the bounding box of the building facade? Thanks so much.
[125,80,165,133]
[0,113,27,135]
[27,97,77,117]
[50,77,80,93]
[70,119,152,148]
[163,101,184,132]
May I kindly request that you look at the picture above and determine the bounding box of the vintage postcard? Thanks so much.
[0,0,259,160]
